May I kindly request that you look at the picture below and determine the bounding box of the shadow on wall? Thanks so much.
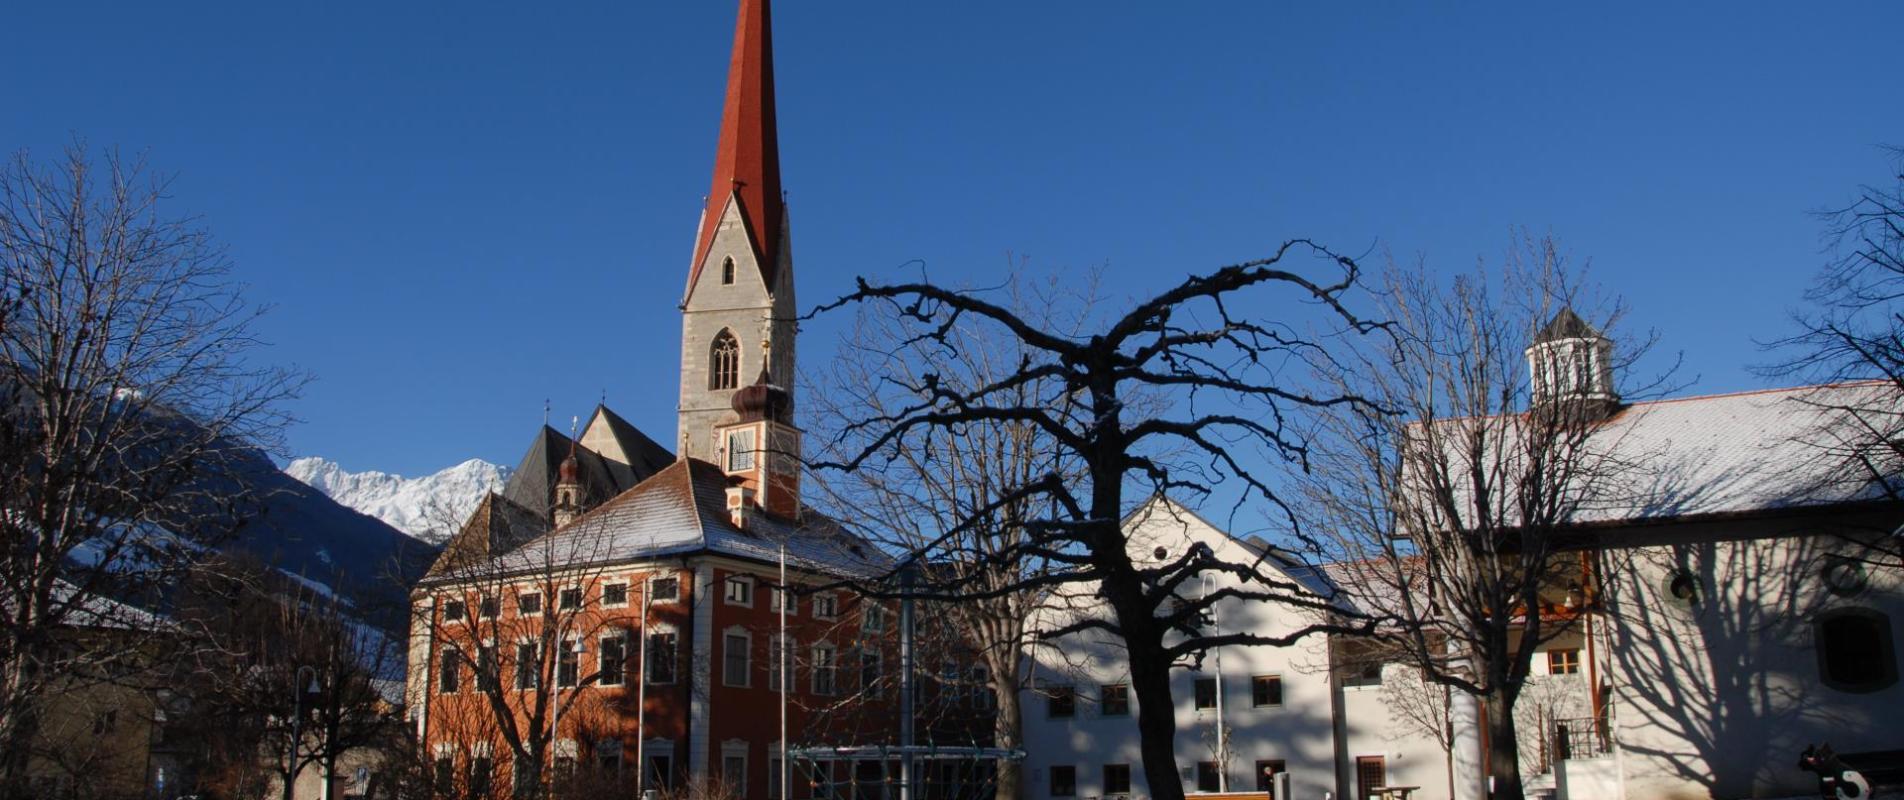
[1603,524,1871,799]
[1026,647,1345,798]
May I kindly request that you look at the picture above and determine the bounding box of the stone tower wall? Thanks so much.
[678,199,796,463]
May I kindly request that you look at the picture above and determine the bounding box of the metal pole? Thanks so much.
[1214,645,1228,793]
[898,566,915,800]
[1203,575,1228,793]
[287,665,317,800]
[780,545,790,800]
[635,578,650,792]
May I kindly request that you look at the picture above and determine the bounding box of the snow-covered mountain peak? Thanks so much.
[286,456,509,543]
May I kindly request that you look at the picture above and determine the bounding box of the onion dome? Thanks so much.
[731,367,792,423]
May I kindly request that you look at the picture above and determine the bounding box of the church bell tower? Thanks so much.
[678,0,798,464]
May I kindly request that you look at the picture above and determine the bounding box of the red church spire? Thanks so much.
[688,0,783,296]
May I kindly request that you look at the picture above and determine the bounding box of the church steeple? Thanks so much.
[677,0,798,465]
[687,0,783,299]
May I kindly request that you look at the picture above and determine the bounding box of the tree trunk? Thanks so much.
[1484,692,1525,800]
[991,674,1023,800]
[0,655,40,794]
[1126,640,1185,800]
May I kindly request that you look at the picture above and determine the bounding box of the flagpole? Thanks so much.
[779,544,790,800]
[635,578,650,792]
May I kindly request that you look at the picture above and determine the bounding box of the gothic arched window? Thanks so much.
[721,257,736,285]
[709,330,740,391]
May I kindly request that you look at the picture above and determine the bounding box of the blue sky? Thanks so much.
[6,2,1901,477]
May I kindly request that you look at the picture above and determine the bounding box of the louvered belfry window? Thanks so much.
[710,330,739,390]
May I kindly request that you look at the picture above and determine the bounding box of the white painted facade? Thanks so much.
[1019,499,1454,800]
[1016,493,1904,800]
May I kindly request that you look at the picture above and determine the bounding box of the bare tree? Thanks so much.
[0,144,301,796]
[808,244,1386,800]
[415,507,643,800]
[171,556,406,800]
[1296,235,1659,800]
[808,273,1096,800]
[1768,146,1904,567]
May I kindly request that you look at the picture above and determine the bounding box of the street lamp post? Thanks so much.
[285,665,321,800]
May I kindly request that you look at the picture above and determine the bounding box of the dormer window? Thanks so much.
[721,257,736,285]
[710,330,740,391]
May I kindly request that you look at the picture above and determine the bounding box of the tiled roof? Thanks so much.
[425,492,548,579]
[1567,381,1901,523]
[498,412,672,522]
[1424,382,1902,530]
[478,458,889,580]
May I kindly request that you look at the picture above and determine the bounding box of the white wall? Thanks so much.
[1019,500,1356,800]
[1597,512,1904,800]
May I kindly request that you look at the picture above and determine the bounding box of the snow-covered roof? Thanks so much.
[456,458,891,581]
[1439,381,1904,529]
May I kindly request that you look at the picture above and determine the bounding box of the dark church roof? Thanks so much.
[1533,308,1601,344]
[498,409,672,521]
[425,492,547,579]
[587,405,674,479]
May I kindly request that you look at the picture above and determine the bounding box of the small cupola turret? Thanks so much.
[1527,308,1617,413]
[552,441,584,528]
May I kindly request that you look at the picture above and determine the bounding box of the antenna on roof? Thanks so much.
[543,399,550,426]
[600,388,607,407]
[570,415,579,436]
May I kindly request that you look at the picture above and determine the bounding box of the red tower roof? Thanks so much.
[688,0,783,298]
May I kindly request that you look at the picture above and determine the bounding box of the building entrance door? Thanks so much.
[1355,756,1386,800]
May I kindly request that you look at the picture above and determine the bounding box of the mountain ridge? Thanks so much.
[286,456,509,543]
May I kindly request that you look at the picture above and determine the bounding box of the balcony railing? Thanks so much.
[1552,716,1612,760]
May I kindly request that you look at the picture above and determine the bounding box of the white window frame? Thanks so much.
[811,642,837,696]
[721,740,749,796]
[723,627,753,688]
[812,591,838,621]
[769,585,797,615]
[557,584,585,612]
[515,589,544,618]
[556,638,580,688]
[645,739,676,790]
[862,603,889,634]
[649,574,681,603]
[646,625,680,685]
[724,575,755,608]
[514,640,540,691]
[769,633,791,692]
[727,428,757,473]
[602,581,631,608]
[598,631,629,687]
[1251,673,1284,708]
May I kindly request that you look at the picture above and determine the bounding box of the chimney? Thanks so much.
[726,485,758,530]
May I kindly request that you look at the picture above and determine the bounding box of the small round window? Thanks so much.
[1662,568,1701,609]
[1821,557,1869,597]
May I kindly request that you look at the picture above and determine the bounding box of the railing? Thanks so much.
[1552,716,1612,760]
